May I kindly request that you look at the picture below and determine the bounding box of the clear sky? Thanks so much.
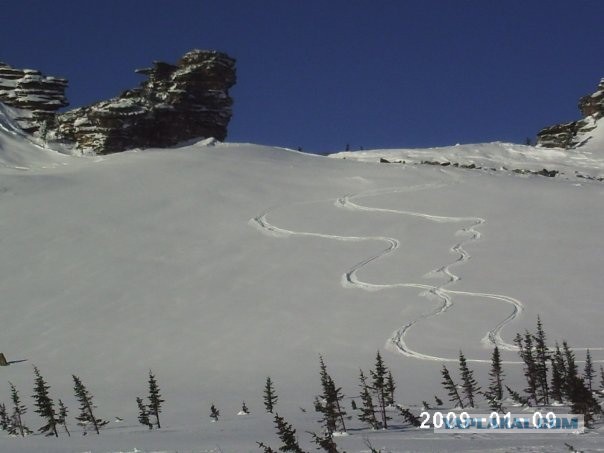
[2,0,603,153]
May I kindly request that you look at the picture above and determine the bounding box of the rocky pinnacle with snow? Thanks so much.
[0,62,68,134]
[56,50,236,153]
[537,78,604,149]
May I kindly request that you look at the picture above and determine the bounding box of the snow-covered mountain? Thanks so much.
[0,104,603,451]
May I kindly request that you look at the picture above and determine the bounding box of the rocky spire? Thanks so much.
[55,50,236,153]
[0,62,68,134]
[537,78,604,149]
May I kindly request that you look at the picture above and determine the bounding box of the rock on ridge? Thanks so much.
[0,62,68,134]
[537,78,604,149]
[55,49,236,153]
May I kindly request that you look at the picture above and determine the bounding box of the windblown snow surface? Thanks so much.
[0,109,603,451]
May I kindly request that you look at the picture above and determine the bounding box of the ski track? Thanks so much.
[250,177,602,363]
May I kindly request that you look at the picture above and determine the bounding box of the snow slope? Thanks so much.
[0,119,603,451]
[0,104,72,170]
[330,119,604,181]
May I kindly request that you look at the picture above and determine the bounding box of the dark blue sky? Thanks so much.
[2,1,603,153]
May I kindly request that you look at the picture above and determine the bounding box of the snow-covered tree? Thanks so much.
[72,375,108,435]
[32,366,59,437]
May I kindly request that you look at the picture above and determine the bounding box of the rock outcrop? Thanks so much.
[55,50,236,153]
[0,62,68,134]
[0,50,236,154]
[537,78,604,148]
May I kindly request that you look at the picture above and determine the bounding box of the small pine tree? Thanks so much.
[316,356,347,434]
[441,365,464,408]
[210,403,220,422]
[241,401,250,415]
[0,403,8,431]
[398,407,421,427]
[505,386,530,407]
[267,413,306,453]
[72,375,108,435]
[9,382,31,437]
[32,366,59,437]
[57,399,70,437]
[370,351,391,429]
[532,316,550,405]
[550,343,566,403]
[136,397,152,429]
[434,395,443,407]
[567,374,602,427]
[486,346,504,402]
[358,370,379,430]
[458,351,480,408]
[384,371,396,407]
[562,341,578,400]
[583,349,595,393]
[264,377,278,414]
[147,370,164,429]
[421,401,430,410]
[514,332,538,404]
[308,430,340,453]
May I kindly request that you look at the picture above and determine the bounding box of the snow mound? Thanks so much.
[330,139,604,179]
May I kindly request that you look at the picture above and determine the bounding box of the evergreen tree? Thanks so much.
[147,370,164,429]
[257,443,278,453]
[458,351,480,408]
[532,316,550,404]
[0,403,8,431]
[398,407,421,427]
[9,382,31,437]
[315,356,346,434]
[358,370,379,430]
[514,332,538,404]
[241,401,250,415]
[309,430,340,453]
[370,351,390,429]
[57,399,70,437]
[486,346,504,402]
[210,403,220,422]
[550,343,566,403]
[505,386,530,407]
[562,341,578,400]
[264,377,278,414]
[441,365,464,408]
[583,349,595,393]
[600,366,604,392]
[434,395,443,407]
[72,375,108,435]
[567,374,602,427]
[31,366,59,437]
[136,397,152,429]
[384,371,396,406]
[272,413,306,453]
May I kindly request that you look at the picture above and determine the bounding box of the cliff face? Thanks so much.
[56,50,236,154]
[537,78,604,149]
[0,62,68,134]
[0,50,236,154]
